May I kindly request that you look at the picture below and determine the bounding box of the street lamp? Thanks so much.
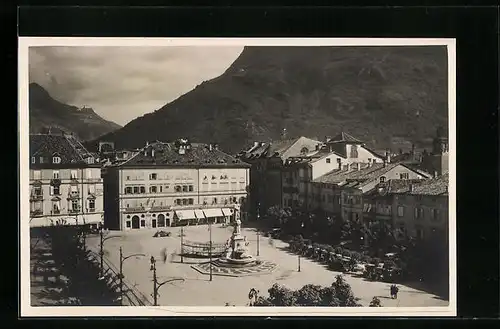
[149,256,184,306]
[119,246,145,305]
[256,205,260,256]
[99,224,120,277]
[298,222,305,272]
[180,226,184,263]
[209,219,213,281]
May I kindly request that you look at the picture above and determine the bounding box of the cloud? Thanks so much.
[29,46,244,125]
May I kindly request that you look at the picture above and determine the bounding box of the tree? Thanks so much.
[266,205,292,227]
[252,275,361,307]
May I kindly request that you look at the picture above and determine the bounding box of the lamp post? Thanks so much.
[256,205,260,256]
[99,224,120,277]
[180,226,184,263]
[119,247,145,305]
[298,222,305,272]
[209,219,213,281]
[150,256,184,306]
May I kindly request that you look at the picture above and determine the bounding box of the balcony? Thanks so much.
[30,193,43,201]
[69,209,80,214]
[87,178,102,183]
[30,209,43,217]
[124,206,146,213]
[50,178,61,186]
[67,192,80,199]
[150,205,172,211]
[51,209,61,215]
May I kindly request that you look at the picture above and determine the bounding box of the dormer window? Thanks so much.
[52,156,61,164]
[87,157,95,164]
[39,157,44,164]
[380,176,386,183]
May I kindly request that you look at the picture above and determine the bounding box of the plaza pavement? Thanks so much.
[86,224,449,307]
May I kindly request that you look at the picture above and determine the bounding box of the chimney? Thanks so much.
[337,159,342,170]
[179,146,186,155]
[355,163,360,171]
[214,144,219,151]
[253,141,259,148]
[385,150,391,164]
[434,171,438,178]
[281,128,287,140]
[383,159,387,168]
[151,149,155,158]
[209,144,213,151]
[409,184,414,192]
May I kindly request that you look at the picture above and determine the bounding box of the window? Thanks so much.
[213,197,218,204]
[33,170,41,180]
[53,185,60,195]
[88,199,95,212]
[89,185,95,194]
[133,186,139,194]
[182,185,188,192]
[150,186,157,193]
[33,185,42,196]
[52,156,61,164]
[326,158,331,163]
[126,221,131,228]
[400,173,409,180]
[354,196,362,204]
[87,157,94,164]
[414,207,424,220]
[188,185,194,192]
[159,186,163,193]
[431,209,440,221]
[31,157,36,164]
[125,187,132,194]
[53,170,60,179]
[174,185,182,192]
[188,198,194,205]
[70,170,77,179]
[140,220,146,227]
[150,173,157,180]
[379,176,386,183]
[70,185,78,195]
[39,157,44,164]
[415,226,424,239]
[71,200,79,211]
[52,201,60,214]
[182,199,188,205]
[86,169,92,179]
[397,206,404,217]
[126,176,130,181]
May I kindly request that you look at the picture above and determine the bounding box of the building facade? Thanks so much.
[103,140,251,230]
[29,133,103,228]
[282,132,385,210]
[239,136,321,216]
[390,174,449,241]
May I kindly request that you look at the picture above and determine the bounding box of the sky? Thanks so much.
[29,46,244,126]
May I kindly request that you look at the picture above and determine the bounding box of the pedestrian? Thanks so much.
[394,285,399,299]
[390,285,395,299]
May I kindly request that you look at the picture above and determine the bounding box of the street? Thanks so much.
[86,225,449,307]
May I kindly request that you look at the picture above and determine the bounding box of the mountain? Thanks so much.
[29,83,121,141]
[91,46,448,153]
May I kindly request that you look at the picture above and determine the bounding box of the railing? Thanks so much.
[30,194,44,201]
[30,210,43,217]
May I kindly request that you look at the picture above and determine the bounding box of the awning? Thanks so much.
[175,210,197,220]
[203,208,224,218]
[221,208,234,217]
[194,209,205,219]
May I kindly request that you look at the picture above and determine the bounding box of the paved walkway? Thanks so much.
[86,225,449,307]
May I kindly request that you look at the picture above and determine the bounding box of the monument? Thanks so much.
[216,218,257,267]
[191,208,278,276]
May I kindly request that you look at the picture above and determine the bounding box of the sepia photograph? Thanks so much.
[19,38,456,317]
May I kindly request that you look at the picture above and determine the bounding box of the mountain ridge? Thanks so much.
[89,46,448,153]
[29,83,122,141]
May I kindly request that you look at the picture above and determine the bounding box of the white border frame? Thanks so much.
[19,37,457,317]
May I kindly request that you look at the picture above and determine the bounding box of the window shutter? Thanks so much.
[49,186,54,195]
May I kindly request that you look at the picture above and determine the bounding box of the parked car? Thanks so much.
[153,230,171,238]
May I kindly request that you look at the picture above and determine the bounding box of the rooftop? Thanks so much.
[241,136,320,160]
[115,141,251,168]
[313,163,399,185]
[392,173,449,196]
[326,132,364,144]
[30,133,97,166]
